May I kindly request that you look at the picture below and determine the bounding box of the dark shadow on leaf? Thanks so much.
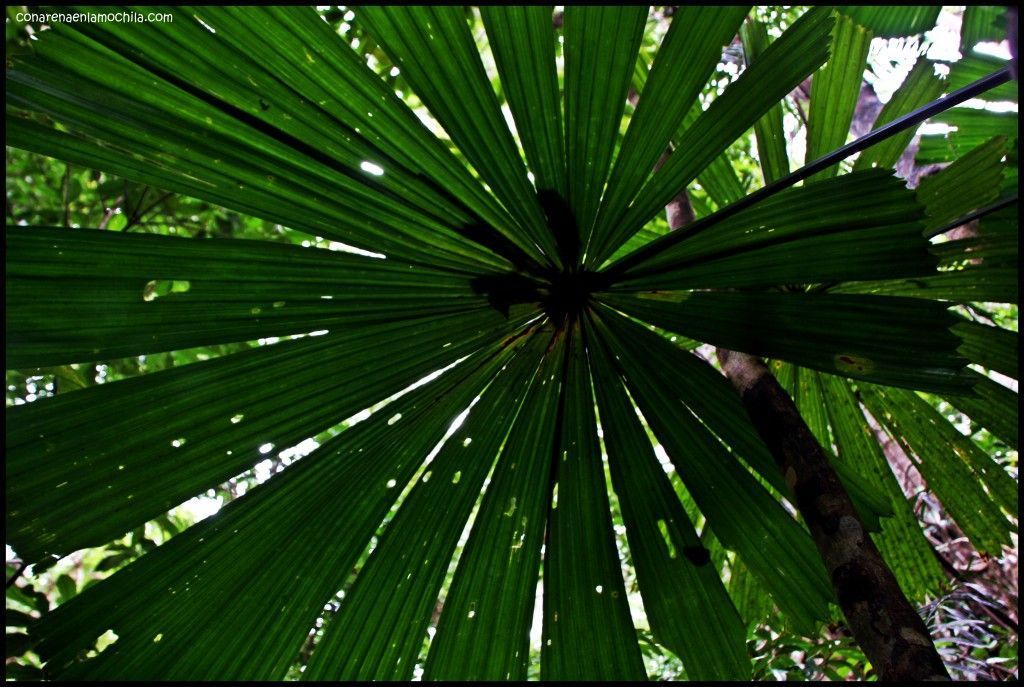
[470,272,543,318]
[538,189,580,270]
[683,545,712,567]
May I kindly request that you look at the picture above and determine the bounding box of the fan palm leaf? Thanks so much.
[5,5,1017,681]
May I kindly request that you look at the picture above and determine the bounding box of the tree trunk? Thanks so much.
[661,170,948,679]
[717,349,951,681]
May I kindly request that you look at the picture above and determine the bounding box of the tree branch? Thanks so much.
[716,349,951,681]
[61,163,71,227]
[6,561,27,589]
[97,195,124,230]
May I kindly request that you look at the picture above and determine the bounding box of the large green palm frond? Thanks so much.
[5,5,1017,681]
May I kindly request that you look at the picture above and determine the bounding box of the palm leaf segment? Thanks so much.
[4,6,1016,681]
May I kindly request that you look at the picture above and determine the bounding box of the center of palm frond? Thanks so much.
[470,269,608,330]
[472,189,610,329]
[541,270,608,329]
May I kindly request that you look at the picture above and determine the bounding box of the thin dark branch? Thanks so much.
[61,163,71,227]
[962,303,998,326]
[791,93,810,131]
[97,195,125,230]
[124,190,172,231]
[924,193,1018,238]
[604,66,1013,278]
[124,182,150,226]
[127,220,209,232]
[6,562,27,589]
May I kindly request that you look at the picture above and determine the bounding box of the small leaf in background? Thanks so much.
[55,575,77,605]
[95,553,134,573]
[2,662,46,681]
[6,631,35,658]
[7,582,51,615]
[5,609,37,629]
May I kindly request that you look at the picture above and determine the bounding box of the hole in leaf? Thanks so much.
[360,161,385,176]
[657,519,677,559]
[143,280,191,302]
[84,628,119,659]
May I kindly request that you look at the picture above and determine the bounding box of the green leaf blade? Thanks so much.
[356,6,558,265]
[596,7,835,266]
[31,335,528,681]
[805,12,873,180]
[303,334,548,680]
[588,326,751,680]
[481,6,566,197]
[564,6,649,253]
[605,290,971,394]
[424,332,565,680]
[588,7,749,260]
[541,326,646,681]
[7,308,536,563]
